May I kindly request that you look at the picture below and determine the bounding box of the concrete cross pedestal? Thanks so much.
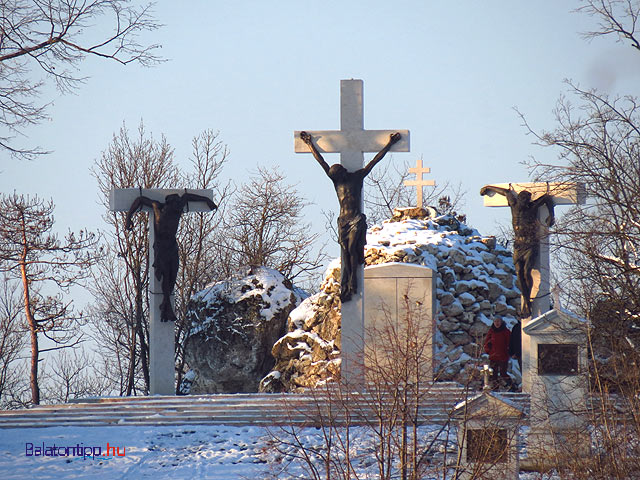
[403,158,435,208]
[109,187,215,396]
[481,181,586,392]
[294,79,409,386]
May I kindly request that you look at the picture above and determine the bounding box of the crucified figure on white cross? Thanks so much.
[300,130,401,301]
[125,192,217,321]
[480,183,555,318]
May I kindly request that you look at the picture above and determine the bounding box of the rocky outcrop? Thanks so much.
[259,261,342,392]
[261,209,521,392]
[184,267,305,394]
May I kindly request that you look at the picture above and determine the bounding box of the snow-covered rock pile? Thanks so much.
[261,208,520,391]
[259,260,342,392]
[184,266,305,394]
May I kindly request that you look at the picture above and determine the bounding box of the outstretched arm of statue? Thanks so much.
[300,131,331,176]
[480,184,519,206]
[181,192,218,211]
[361,132,401,177]
[533,194,556,227]
[479,185,510,197]
[125,196,157,231]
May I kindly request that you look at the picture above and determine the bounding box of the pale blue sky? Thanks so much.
[2,1,639,291]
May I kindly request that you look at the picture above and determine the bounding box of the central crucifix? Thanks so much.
[294,79,410,385]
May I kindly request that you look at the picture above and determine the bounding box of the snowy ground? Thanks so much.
[0,424,559,479]
[0,425,272,479]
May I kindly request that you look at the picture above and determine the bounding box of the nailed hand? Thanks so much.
[300,131,312,144]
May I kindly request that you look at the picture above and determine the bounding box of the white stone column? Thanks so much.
[148,215,176,396]
[339,80,366,387]
[522,207,551,393]
[340,264,365,387]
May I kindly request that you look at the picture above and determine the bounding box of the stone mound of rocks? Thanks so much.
[183,266,305,394]
[260,209,520,392]
[259,260,342,393]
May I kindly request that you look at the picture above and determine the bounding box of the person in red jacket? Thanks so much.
[484,317,511,387]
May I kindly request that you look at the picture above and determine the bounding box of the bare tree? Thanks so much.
[359,294,445,480]
[40,348,111,404]
[567,323,640,479]
[0,274,28,408]
[263,292,501,480]
[91,123,230,395]
[91,121,178,395]
[221,166,327,287]
[516,2,640,476]
[173,129,231,391]
[522,81,640,344]
[0,0,162,159]
[518,0,640,343]
[0,193,98,405]
[88,243,147,395]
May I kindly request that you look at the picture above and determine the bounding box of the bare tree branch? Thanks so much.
[577,0,640,51]
[221,166,327,289]
[0,0,163,159]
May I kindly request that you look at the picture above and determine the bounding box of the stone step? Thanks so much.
[0,414,461,429]
[0,408,460,429]
[0,384,530,429]
[0,405,458,421]
[8,392,467,411]
[0,399,469,419]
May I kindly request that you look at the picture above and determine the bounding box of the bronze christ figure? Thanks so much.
[125,192,217,321]
[480,184,555,318]
[301,131,401,302]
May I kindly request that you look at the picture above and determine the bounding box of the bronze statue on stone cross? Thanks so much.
[125,192,217,321]
[480,183,555,318]
[300,131,401,302]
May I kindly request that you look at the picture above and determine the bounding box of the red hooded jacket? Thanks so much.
[484,322,511,362]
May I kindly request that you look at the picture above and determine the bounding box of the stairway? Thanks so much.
[0,383,529,429]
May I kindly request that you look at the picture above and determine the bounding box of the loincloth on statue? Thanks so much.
[337,213,367,254]
[152,239,179,273]
[512,238,539,264]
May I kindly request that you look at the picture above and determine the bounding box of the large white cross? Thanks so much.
[294,79,410,387]
[110,187,215,396]
[404,158,435,208]
[481,181,586,393]
[294,80,410,170]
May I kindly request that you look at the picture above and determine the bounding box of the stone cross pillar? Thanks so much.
[294,79,410,386]
[482,182,586,392]
[109,187,215,395]
[403,158,435,208]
